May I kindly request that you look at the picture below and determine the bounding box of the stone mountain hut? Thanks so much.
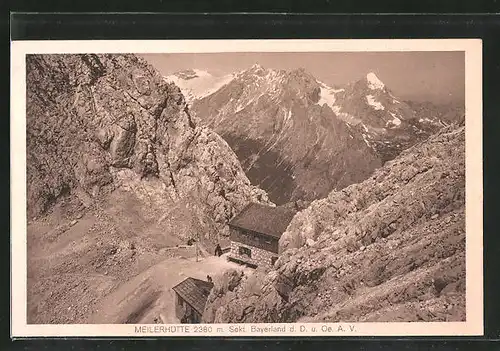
[172,277,214,324]
[228,203,297,268]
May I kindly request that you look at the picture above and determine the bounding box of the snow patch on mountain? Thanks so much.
[366,94,385,110]
[235,63,267,79]
[388,112,402,127]
[235,103,246,113]
[284,109,292,126]
[316,80,345,111]
[318,86,337,108]
[164,70,235,104]
[261,108,294,154]
[361,133,371,147]
[419,117,448,128]
[366,72,385,90]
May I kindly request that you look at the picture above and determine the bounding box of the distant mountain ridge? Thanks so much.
[173,64,463,204]
[405,100,465,125]
[191,65,382,204]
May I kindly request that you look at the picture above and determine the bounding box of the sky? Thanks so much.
[140,51,465,104]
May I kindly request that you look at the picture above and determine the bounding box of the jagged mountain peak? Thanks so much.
[332,71,449,162]
[233,65,320,96]
[290,67,308,74]
[365,71,386,90]
[250,63,264,70]
[234,65,318,92]
[191,64,381,205]
[236,63,270,77]
[287,67,318,82]
[236,64,284,80]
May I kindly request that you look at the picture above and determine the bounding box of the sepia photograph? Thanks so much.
[11,39,483,337]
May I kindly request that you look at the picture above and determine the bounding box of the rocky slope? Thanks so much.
[191,65,382,204]
[203,123,465,323]
[27,54,271,240]
[26,53,273,324]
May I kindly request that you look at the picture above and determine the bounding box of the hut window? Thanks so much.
[239,246,252,258]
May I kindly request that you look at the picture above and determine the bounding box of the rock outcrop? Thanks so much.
[26,54,271,241]
[203,124,465,323]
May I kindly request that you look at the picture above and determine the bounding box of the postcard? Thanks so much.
[11,39,483,337]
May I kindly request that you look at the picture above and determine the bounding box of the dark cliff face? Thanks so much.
[191,66,382,205]
[26,54,271,239]
[203,124,466,324]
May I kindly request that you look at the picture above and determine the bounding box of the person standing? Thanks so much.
[215,243,222,257]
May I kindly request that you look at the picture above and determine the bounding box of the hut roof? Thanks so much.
[172,277,214,315]
[229,203,297,239]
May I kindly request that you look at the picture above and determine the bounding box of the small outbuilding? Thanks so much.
[172,277,214,324]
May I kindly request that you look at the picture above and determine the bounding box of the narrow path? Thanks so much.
[86,254,247,324]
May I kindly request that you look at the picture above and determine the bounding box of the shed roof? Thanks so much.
[172,277,214,315]
[229,203,297,239]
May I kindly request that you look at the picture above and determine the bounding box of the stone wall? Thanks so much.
[229,226,278,253]
[229,241,278,268]
[174,294,184,321]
